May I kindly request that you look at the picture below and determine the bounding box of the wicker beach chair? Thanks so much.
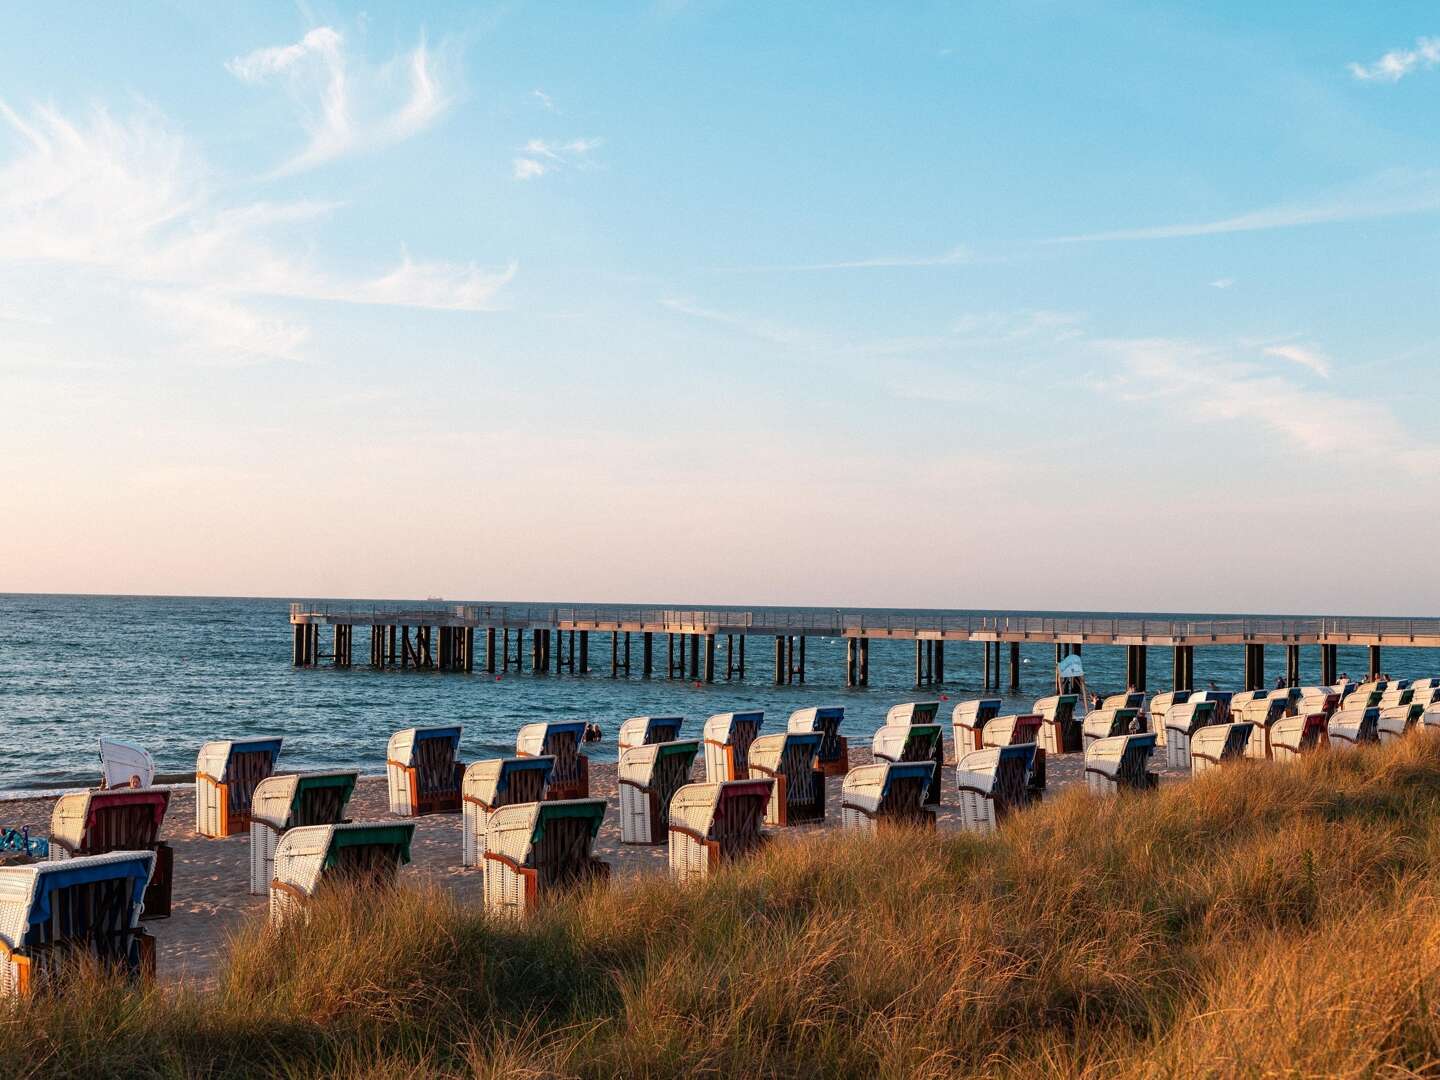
[1377,705,1424,744]
[702,711,765,783]
[1378,688,1416,711]
[1269,714,1329,761]
[1032,694,1083,753]
[1188,690,1234,724]
[1423,704,1440,731]
[1329,706,1380,748]
[1296,688,1341,720]
[386,727,465,816]
[618,741,700,844]
[1082,707,1141,749]
[462,757,556,865]
[954,744,1039,834]
[883,703,945,804]
[981,714,1044,748]
[249,772,358,895]
[1190,722,1254,775]
[515,722,590,800]
[1102,692,1147,715]
[839,762,937,832]
[1147,691,1191,747]
[98,738,155,789]
[1084,733,1159,794]
[667,779,772,884]
[483,800,609,917]
[1164,700,1219,770]
[787,706,849,776]
[1234,695,1290,759]
[49,789,172,919]
[195,738,283,838]
[950,698,1004,754]
[617,716,684,752]
[269,822,415,926]
[746,731,823,826]
[872,722,945,806]
[1409,677,1440,692]
[0,851,155,998]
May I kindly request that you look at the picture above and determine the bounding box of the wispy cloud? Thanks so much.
[720,245,972,272]
[227,26,449,174]
[532,89,556,112]
[1263,343,1331,378]
[512,136,602,181]
[1209,277,1234,289]
[658,297,812,348]
[1349,36,1440,82]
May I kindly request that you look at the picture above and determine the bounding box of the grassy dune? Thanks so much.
[8,738,1440,1078]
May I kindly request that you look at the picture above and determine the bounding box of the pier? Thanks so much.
[290,604,1440,691]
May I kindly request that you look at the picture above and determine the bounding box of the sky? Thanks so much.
[1,3,1438,614]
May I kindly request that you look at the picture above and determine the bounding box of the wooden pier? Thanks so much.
[290,604,1440,691]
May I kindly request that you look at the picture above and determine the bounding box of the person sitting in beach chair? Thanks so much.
[1081,707,1140,750]
[483,800,608,916]
[746,731,823,826]
[1164,700,1218,771]
[787,706,849,776]
[1329,706,1380,748]
[702,711,764,782]
[98,738,155,789]
[249,771,358,896]
[950,698,1003,754]
[1190,722,1255,775]
[667,779,772,884]
[515,721,590,800]
[840,761,937,832]
[49,788,173,919]
[386,727,465,816]
[462,757,555,865]
[1031,694,1082,753]
[1084,733,1159,794]
[617,716,684,752]
[195,738,283,838]
[954,744,1039,834]
[880,702,944,805]
[618,741,699,845]
[1233,695,1290,759]
[0,851,156,998]
[1268,714,1329,761]
[269,822,415,926]
[871,720,944,807]
[1146,691,1191,747]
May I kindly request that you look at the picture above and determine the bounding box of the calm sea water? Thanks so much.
[1,594,1430,794]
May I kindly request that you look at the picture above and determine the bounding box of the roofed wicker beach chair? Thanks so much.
[1329,706,1380,749]
[0,852,155,998]
[702,711,764,782]
[747,731,823,826]
[386,727,465,816]
[667,779,772,884]
[1147,691,1191,747]
[1377,705,1424,744]
[883,702,945,804]
[49,789,172,919]
[1082,707,1141,750]
[249,772,359,895]
[617,716,684,752]
[1187,690,1234,724]
[1269,713,1329,761]
[787,706,849,776]
[1378,687,1416,711]
[1409,677,1440,692]
[1032,694,1083,753]
[1084,732,1159,794]
[269,822,415,926]
[195,737,283,838]
[1190,722,1255,775]
[950,698,1003,753]
[1424,704,1440,731]
[618,740,700,844]
[872,721,945,806]
[1102,692,1147,714]
[839,762,936,832]
[1411,687,1440,709]
[981,713,1044,748]
[99,738,155,789]
[1164,700,1219,770]
[483,799,608,917]
[1296,687,1341,720]
[515,721,590,800]
[954,744,1039,834]
[463,757,556,865]
[1234,695,1291,759]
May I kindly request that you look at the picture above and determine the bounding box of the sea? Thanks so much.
[1,593,1430,795]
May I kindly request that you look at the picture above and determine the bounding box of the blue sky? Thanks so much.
[2,4,1438,612]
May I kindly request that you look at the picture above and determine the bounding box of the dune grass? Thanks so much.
[8,737,1440,1077]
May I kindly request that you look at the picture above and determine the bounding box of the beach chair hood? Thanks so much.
[0,852,153,951]
[251,772,358,832]
[388,726,462,765]
[464,757,556,809]
[618,716,684,750]
[196,738,283,784]
[99,738,155,789]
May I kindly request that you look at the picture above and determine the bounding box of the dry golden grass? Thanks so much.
[7,737,1440,1078]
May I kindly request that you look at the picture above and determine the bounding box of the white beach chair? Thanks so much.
[1296,688,1341,720]
[386,727,465,816]
[1102,692,1148,718]
[883,702,945,805]
[1190,722,1254,775]
[462,757,556,865]
[482,800,608,917]
[1187,690,1234,724]
[1329,706,1380,749]
[1269,714,1329,761]
[617,716,684,752]
[1032,694,1083,753]
[48,789,172,919]
[1233,696,1290,759]
[1147,691,1192,748]
[1084,733,1159,795]
[667,779,772,884]
[702,711,765,783]
[981,714,1044,748]
[950,698,1003,754]
[1082,707,1141,749]
[1165,700,1219,771]
[269,822,415,926]
[515,721,590,799]
[954,744,1039,834]
[99,738,155,789]
[1378,688,1416,711]
[618,740,700,845]
[195,737,283,838]
[0,852,156,999]
[1376,705,1422,744]
[1423,704,1440,731]
[249,772,358,895]
[871,722,944,806]
[1408,677,1440,692]
[788,706,849,776]
[746,731,823,826]
[839,762,937,833]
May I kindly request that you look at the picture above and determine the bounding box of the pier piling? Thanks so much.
[1243,643,1265,691]
[1173,645,1193,692]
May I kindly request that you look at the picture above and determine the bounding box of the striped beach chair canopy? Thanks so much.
[840,761,936,831]
[617,716,684,751]
[618,740,701,845]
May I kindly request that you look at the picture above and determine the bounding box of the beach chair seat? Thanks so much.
[872,722,944,806]
[516,722,590,800]
[1032,694,1082,753]
[702,711,764,782]
[667,780,772,883]
[386,727,465,816]
[746,732,823,826]
[1329,707,1380,749]
[950,698,1003,754]
[462,757,556,864]
[787,706,849,776]
[618,741,700,844]
[617,716,684,752]
[195,738,283,838]
[248,771,358,895]
[483,800,608,916]
[98,738,155,789]
[1190,722,1254,775]
[49,790,172,920]
[954,744,1039,834]
[269,822,415,926]
[1147,691,1191,747]
[882,703,944,805]
[1269,714,1329,760]
[840,762,937,832]
[0,851,155,998]
[1082,707,1140,749]
[1084,733,1159,794]
[1164,700,1219,770]
[1376,705,1423,744]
